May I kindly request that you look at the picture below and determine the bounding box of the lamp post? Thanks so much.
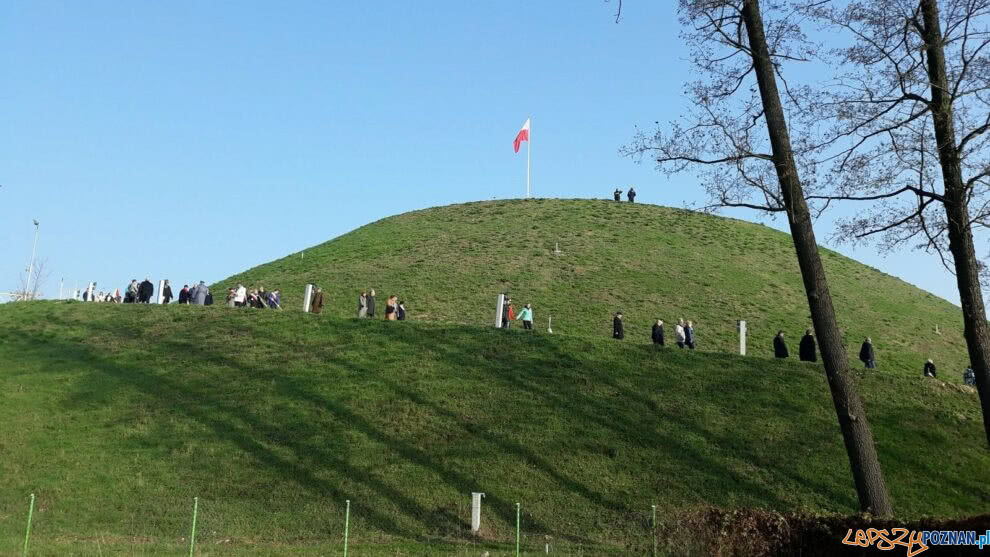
[25,220,39,300]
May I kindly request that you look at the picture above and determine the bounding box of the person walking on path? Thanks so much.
[675,319,686,348]
[367,289,377,318]
[385,295,398,320]
[613,188,622,201]
[613,311,624,340]
[517,304,534,330]
[652,319,665,346]
[358,291,368,318]
[684,320,696,349]
[859,337,876,369]
[627,187,636,203]
[924,359,937,378]
[799,329,817,362]
[162,280,173,304]
[773,331,789,358]
[311,287,325,314]
[397,301,406,320]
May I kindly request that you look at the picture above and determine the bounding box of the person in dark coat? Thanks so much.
[613,311,624,340]
[964,367,976,386]
[138,278,154,303]
[923,359,937,378]
[613,188,622,201]
[397,301,406,321]
[178,285,189,304]
[501,297,513,329]
[684,320,696,349]
[627,187,636,203]
[311,287,325,314]
[799,329,817,362]
[367,289,377,318]
[162,280,173,304]
[204,290,213,305]
[773,331,789,358]
[859,337,876,369]
[652,319,665,346]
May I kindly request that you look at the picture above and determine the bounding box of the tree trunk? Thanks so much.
[741,0,894,516]
[919,0,990,448]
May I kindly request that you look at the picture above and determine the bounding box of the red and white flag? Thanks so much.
[513,118,531,153]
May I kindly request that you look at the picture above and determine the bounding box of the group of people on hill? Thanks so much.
[773,329,820,362]
[124,278,161,303]
[177,281,213,305]
[612,187,636,202]
[500,296,534,329]
[353,289,406,320]
[225,284,281,309]
[612,313,697,349]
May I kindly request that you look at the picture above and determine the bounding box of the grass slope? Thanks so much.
[1,302,987,555]
[217,199,971,380]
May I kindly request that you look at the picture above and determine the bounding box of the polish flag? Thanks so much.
[513,118,531,153]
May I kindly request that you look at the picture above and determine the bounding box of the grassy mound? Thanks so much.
[1,302,987,554]
[217,199,971,380]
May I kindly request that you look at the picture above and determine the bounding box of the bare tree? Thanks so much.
[13,259,50,301]
[622,0,893,515]
[804,0,990,447]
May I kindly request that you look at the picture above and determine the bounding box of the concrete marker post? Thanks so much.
[651,504,657,557]
[471,492,485,535]
[516,502,521,557]
[303,284,314,313]
[157,280,165,304]
[737,320,747,356]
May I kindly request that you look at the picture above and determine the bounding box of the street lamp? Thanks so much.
[25,219,39,300]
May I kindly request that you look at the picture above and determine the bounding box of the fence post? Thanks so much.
[22,493,34,557]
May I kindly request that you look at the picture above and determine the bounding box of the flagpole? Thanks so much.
[526,116,531,198]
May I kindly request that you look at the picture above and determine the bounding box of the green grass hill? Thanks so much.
[2,199,988,554]
[219,198,970,379]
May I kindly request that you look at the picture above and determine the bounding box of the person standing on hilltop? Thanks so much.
[138,278,154,303]
[859,337,876,369]
[517,303,534,330]
[675,319,686,348]
[367,289,377,318]
[234,284,247,307]
[385,295,398,320]
[311,287,324,314]
[799,329,817,362]
[685,320,696,349]
[627,187,636,203]
[191,281,208,305]
[162,280,173,304]
[125,280,139,303]
[652,319,665,346]
[358,291,368,318]
[178,284,190,304]
[773,331,789,358]
[613,311,624,340]
[613,188,622,201]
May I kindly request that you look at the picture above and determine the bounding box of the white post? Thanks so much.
[471,492,485,535]
[157,280,165,304]
[25,220,39,300]
[526,117,532,199]
[548,315,553,334]
[495,294,505,328]
[58,278,63,300]
[738,320,747,356]
[303,284,314,313]
[86,282,95,302]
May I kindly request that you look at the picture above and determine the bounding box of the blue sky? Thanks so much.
[0,1,969,306]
